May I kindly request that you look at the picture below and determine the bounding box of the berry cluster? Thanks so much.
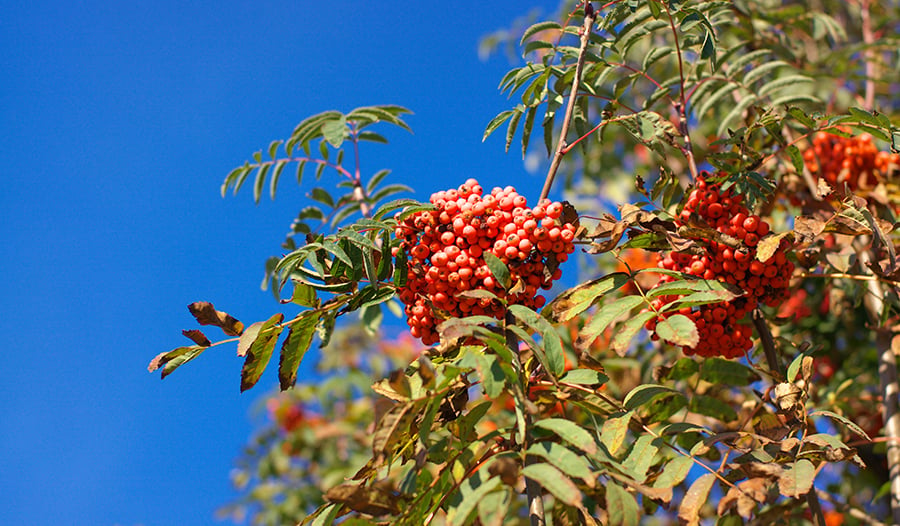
[646,173,794,358]
[394,179,577,345]
[803,131,899,192]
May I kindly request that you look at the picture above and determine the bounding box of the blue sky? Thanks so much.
[0,1,561,524]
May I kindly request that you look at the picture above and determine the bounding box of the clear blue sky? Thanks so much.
[0,1,561,524]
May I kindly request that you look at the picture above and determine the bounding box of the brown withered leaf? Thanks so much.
[181,329,211,347]
[678,473,716,526]
[717,478,770,519]
[324,481,400,516]
[188,301,244,336]
[793,216,826,240]
[560,200,579,227]
[488,456,520,486]
[826,215,871,235]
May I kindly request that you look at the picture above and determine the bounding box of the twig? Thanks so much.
[662,0,698,181]
[505,311,545,526]
[540,2,597,202]
[860,0,876,111]
[752,308,782,379]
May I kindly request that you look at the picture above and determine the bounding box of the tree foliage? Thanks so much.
[152,0,900,524]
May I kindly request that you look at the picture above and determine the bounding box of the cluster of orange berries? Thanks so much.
[803,131,899,192]
[394,179,577,345]
[646,173,794,358]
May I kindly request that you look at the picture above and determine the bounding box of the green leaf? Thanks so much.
[520,21,562,46]
[148,345,207,379]
[622,434,660,482]
[610,310,656,355]
[810,410,872,441]
[521,462,581,506]
[778,459,815,497]
[253,163,271,204]
[278,313,319,390]
[534,418,597,455]
[321,116,348,148]
[576,295,645,350]
[653,455,693,489]
[646,278,738,298]
[699,358,759,385]
[477,353,506,398]
[239,313,285,392]
[601,411,632,456]
[484,110,514,142]
[623,384,683,410]
[689,394,737,421]
[606,483,640,526]
[291,282,318,308]
[269,160,288,200]
[527,442,595,486]
[447,475,502,526]
[310,187,335,208]
[560,368,608,386]
[483,252,511,290]
[505,106,523,153]
[654,314,699,347]
[548,272,631,322]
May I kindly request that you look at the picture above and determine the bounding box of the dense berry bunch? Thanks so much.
[803,131,899,192]
[393,179,577,345]
[646,173,795,358]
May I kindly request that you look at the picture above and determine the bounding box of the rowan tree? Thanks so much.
[151,1,900,524]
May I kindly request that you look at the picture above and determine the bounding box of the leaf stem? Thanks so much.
[540,2,597,202]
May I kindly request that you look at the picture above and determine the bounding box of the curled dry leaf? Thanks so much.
[181,329,211,347]
[188,301,244,336]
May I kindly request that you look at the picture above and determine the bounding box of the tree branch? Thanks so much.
[540,2,597,202]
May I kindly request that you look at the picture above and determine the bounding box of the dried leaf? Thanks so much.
[148,345,207,378]
[188,301,244,336]
[718,478,769,518]
[181,329,211,347]
[324,481,400,516]
[678,473,716,526]
[793,216,825,240]
[756,232,792,262]
[372,402,417,463]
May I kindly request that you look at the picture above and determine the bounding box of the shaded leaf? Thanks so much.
[606,483,640,526]
[324,482,400,516]
[278,313,320,390]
